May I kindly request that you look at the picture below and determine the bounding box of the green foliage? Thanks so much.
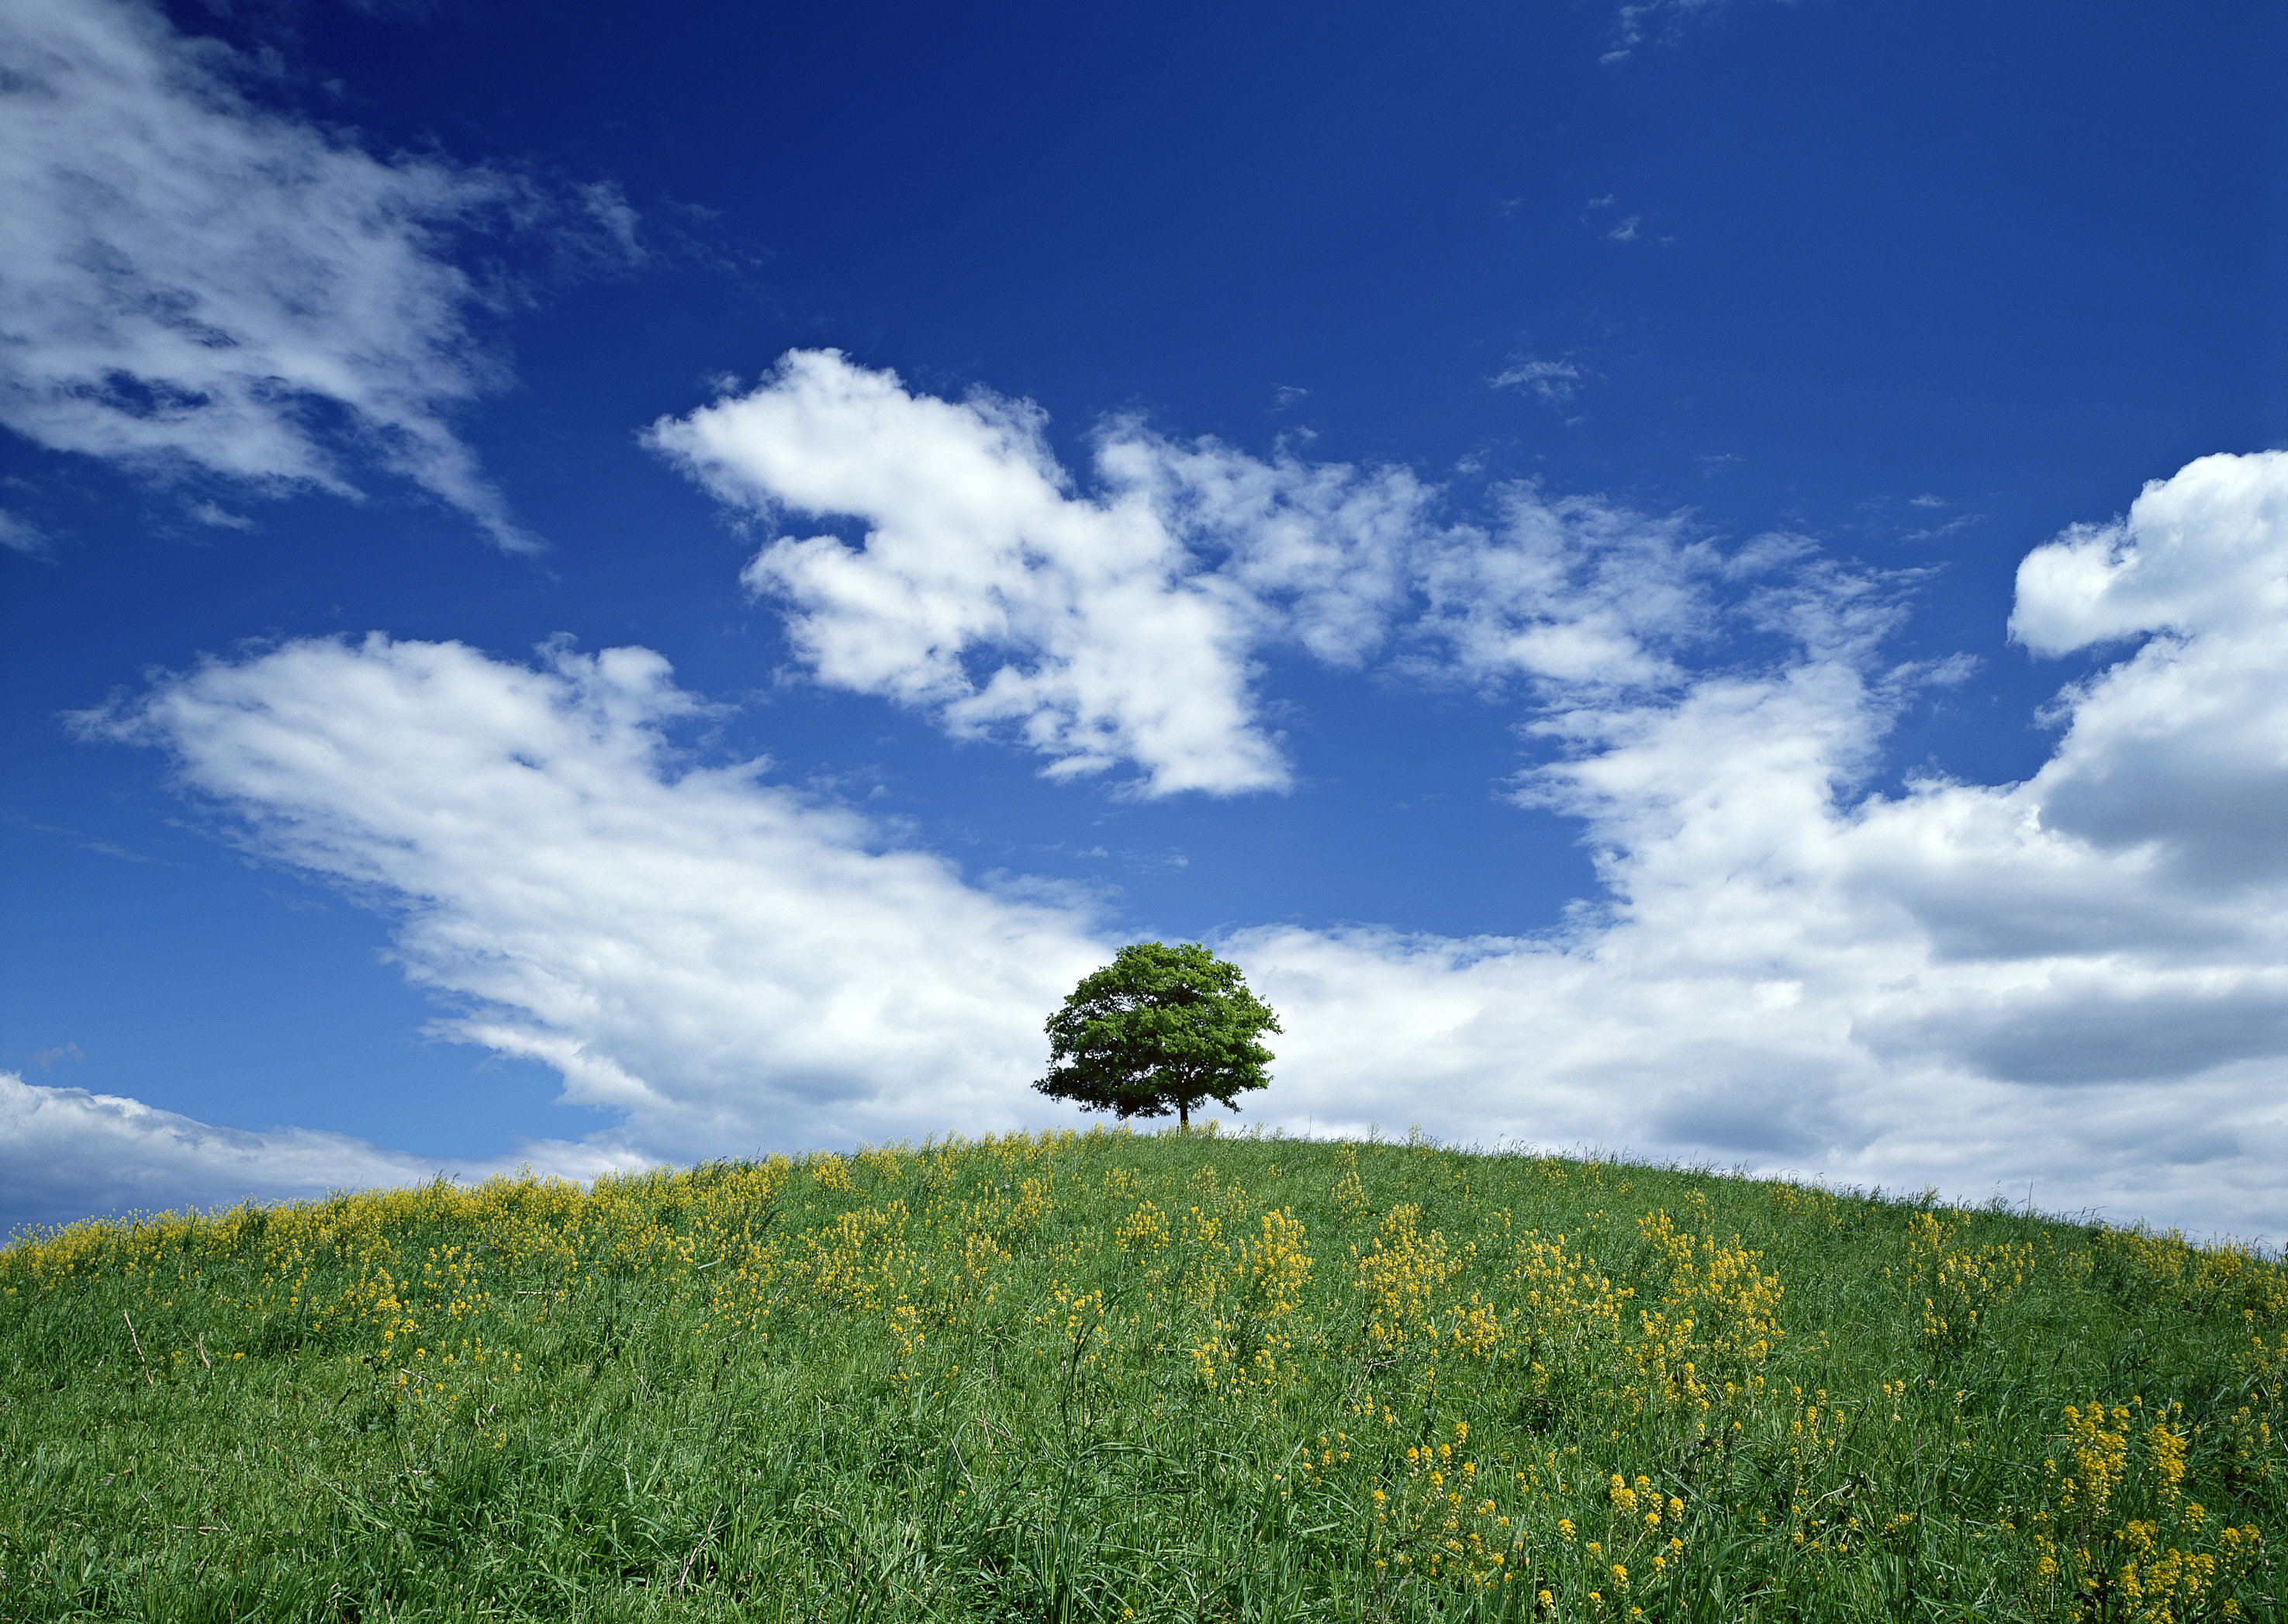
[1,1132,2282,1622]
[1035,941,1281,1128]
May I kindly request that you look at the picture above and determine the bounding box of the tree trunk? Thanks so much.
[1179,1099,1189,1132]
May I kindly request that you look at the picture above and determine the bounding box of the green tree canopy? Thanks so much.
[1033,942,1281,1129]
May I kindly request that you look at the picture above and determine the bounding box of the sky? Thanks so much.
[2,0,2283,1242]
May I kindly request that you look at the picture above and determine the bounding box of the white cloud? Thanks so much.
[2010,452,2288,655]
[1605,0,1732,63]
[577,181,645,267]
[0,1072,631,1236]
[650,350,1433,795]
[70,452,2288,1243]
[1096,420,1430,669]
[0,506,52,557]
[1491,358,1581,403]
[2008,452,2288,885]
[188,500,254,530]
[0,0,541,549]
[1903,512,1981,544]
[81,633,1109,1168]
[651,351,1756,792]
[1243,451,2288,1239]
[1405,486,1761,691]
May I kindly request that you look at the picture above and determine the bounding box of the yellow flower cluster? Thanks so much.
[1236,1208,1313,1320]
[1187,1211,1314,1398]
[1900,1211,2035,1351]
[1351,1203,1462,1353]
[1626,1208,1783,1415]
[2017,1395,2268,1619]
[2096,1227,2288,1324]
[1114,1199,1170,1262]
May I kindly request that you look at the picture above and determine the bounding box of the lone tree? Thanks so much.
[1034,941,1281,1130]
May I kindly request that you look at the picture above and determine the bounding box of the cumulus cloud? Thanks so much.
[0,1072,632,1237]
[651,351,1748,792]
[68,451,2288,1243]
[649,351,1432,795]
[0,0,544,548]
[2007,453,2288,884]
[2010,452,2288,655]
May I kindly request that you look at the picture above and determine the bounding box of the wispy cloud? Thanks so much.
[1903,512,1982,544]
[1604,0,1732,63]
[187,501,254,531]
[0,507,52,557]
[1404,489,1751,692]
[0,0,617,551]
[8,809,153,862]
[1490,358,1582,403]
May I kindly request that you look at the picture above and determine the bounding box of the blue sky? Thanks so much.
[3,0,2283,1240]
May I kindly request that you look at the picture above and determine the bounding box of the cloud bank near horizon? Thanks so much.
[33,446,2288,1246]
[0,1071,635,1237]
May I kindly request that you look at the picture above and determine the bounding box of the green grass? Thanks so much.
[2,1126,2281,1621]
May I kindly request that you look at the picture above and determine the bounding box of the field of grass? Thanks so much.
[2,1126,2282,1622]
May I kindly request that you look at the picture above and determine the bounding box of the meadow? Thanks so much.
[1,1127,2280,1622]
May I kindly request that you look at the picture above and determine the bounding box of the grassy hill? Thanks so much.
[2,1127,2281,1621]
